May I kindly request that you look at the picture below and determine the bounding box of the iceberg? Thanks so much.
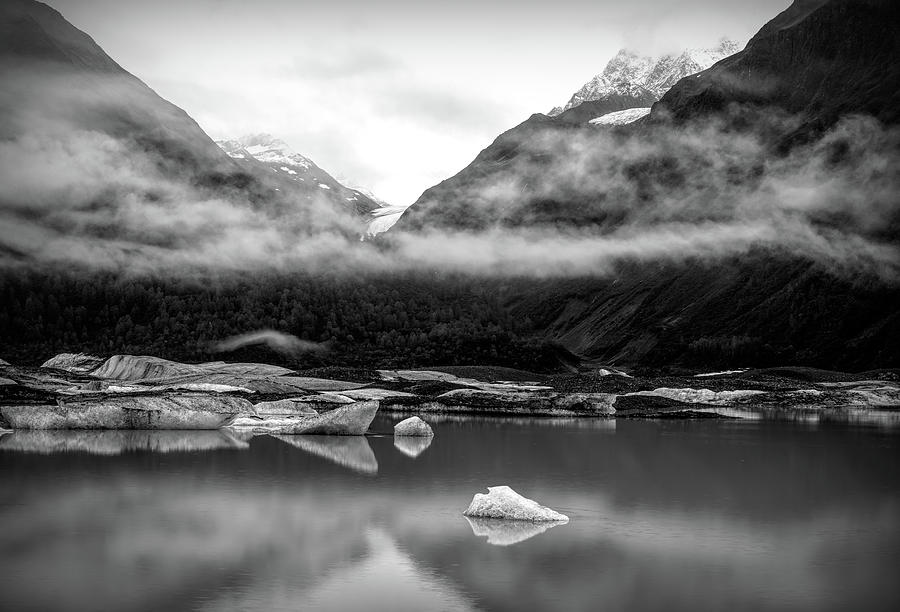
[463,486,569,522]
[0,393,252,429]
[393,416,434,437]
[248,401,378,435]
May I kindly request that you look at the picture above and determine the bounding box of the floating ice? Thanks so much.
[463,486,569,522]
[394,416,434,437]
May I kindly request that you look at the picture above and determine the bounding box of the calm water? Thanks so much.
[1,416,899,612]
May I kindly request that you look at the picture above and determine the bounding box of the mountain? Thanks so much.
[395,40,741,232]
[0,0,375,265]
[393,0,900,368]
[654,0,900,132]
[550,39,741,116]
[0,0,230,175]
[216,134,379,217]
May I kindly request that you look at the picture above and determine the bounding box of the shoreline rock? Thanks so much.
[0,393,252,430]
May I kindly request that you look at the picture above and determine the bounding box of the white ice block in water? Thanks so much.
[393,416,434,437]
[463,486,569,522]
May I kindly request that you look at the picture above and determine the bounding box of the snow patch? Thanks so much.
[589,107,651,126]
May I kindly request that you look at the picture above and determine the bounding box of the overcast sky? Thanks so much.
[45,0,790,205]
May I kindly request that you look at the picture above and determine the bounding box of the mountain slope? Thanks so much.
[654,0,900,130]
[0,0,230,175]
[394,0,900,367]
[551,39,740,115]
[216,134,379,217]
[396,40,739,232]
[0,0,376,266]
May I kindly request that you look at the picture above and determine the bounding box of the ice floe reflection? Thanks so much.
[464,516,564,546]
[394,435,433,458]
[0,429,248,454]
[272,434,378,475]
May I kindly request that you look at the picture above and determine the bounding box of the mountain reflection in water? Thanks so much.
[1,416,898,612]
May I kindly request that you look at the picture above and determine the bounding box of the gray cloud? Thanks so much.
[1,58,897,283]
[211,330,328,356]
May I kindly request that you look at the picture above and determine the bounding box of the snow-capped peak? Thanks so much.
[550,38,742,115]
[217,133,313,170]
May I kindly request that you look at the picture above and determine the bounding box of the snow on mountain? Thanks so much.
[215,134,382,217]
[549,38,741,115]
[366,205,409,237]
[588,107,652,126]
[217,134,315,176]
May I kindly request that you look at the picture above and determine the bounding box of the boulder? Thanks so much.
[393,416,434,437]
[463,486,569,522]
[40,353,105,374]
[0,393,253,430]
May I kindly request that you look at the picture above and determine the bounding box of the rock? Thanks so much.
[251,401,378,436]
[0,393,253,430]
[340,388,418,401]
[627,388,766,405]
[393,435,432,458]
[463,486,569,522]
[40,353,105,374]
[464,516,563,546]
[393,416,434,437]
[252,399,320,417]
[274,435,378,474]
[378,369,463,383]
[402,389,616,416]
[91,355,199,381]
[0,429,248,454]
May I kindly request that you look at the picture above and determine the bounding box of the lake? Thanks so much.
[1,415,899,611]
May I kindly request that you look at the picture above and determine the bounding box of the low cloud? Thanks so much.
[1,60,898,283]
[211,330,328,356]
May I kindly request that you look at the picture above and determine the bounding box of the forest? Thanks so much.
[0,268,567,370]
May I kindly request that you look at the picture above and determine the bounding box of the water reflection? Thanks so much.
[273,434,378,474]
[0,417,898,611]
[394,435,433,458]
[464,516,563,546]
[0,429,248,455]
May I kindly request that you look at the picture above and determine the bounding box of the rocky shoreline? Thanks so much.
[1,354,898,431]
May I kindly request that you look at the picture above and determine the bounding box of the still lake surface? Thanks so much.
[1,415,899,612]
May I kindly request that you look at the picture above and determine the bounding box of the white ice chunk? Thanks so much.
[393,416,434,437]
[318,183,331,190]
[463,486,569,522]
